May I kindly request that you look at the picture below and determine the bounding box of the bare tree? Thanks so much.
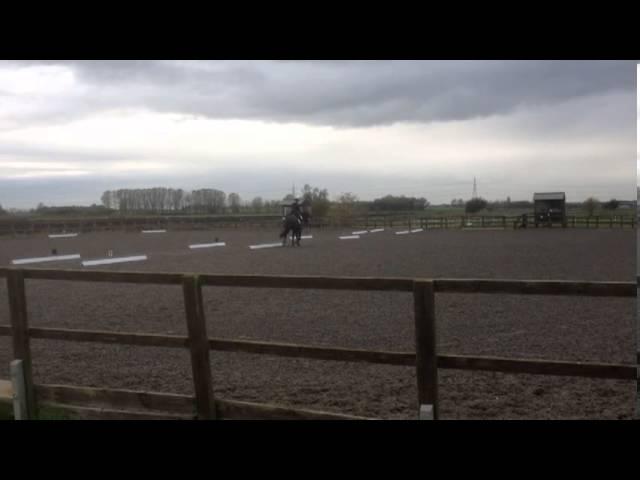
[251,196,264,213]
[583,197,600,216]
[100,191,112,209]
[300,184,330,217]
[228,192,242,213]
[334,192,359,226]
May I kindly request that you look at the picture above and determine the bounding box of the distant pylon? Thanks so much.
[292,183,296,198]
[472,177,478,199]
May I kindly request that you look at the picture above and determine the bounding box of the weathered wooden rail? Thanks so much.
[0,267,636,420]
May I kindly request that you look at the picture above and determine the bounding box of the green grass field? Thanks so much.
[0,402,12,420]
[0,402,74,420]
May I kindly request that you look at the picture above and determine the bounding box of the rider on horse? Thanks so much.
[280,198,304,246]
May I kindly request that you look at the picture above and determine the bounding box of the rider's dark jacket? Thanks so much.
[290,203,303,220]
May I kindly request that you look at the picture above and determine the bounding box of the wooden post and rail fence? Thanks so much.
[0,213,636,236]
[0,267,636,420]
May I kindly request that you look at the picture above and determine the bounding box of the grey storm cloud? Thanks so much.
[3,60,636,128]
[0,141,142,162]
[0,60,636,209]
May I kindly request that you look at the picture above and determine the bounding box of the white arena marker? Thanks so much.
[410,228,424,233]
[352,230,368,235]
[48,233,78,238]
[249,243,283,250]
[369,228,384,233]
[12,254,81,265]
[189,242,226,249]
[395,230,410,235]
[339,235,360,240]
[301,235,313,239]
[141,229,166,234]
[82,255,147,267]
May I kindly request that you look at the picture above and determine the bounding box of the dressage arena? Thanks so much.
[0,228,635,419]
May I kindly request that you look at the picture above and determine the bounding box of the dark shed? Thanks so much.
[533,192,566,227]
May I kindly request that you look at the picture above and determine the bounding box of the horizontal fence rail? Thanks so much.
[434,279,636,297]
[0,267,636,420]
[32,384,375,420]
[0,326,634,380]
[0,268,635,296]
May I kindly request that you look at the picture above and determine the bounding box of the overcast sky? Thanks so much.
[0,60,637,209]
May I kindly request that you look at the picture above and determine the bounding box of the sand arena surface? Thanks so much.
[0,228,635,419]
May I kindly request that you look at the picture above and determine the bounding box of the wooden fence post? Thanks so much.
[413,280,438,419]
[182,275,216,419]
[419,404,434,420]
[10,359,28,420]
[7,269,36,419]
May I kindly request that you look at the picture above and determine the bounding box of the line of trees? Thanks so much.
[465,197,488,214]
[100,188,273,214]
[101,188,228,214]
[34,203,113,216]
[99,187,329,215]
[580,197,630,216]
[371,195,429,211]
[98,184,368,218]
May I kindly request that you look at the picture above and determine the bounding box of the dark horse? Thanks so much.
[280,213,302,246]
[280,210,311,247]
